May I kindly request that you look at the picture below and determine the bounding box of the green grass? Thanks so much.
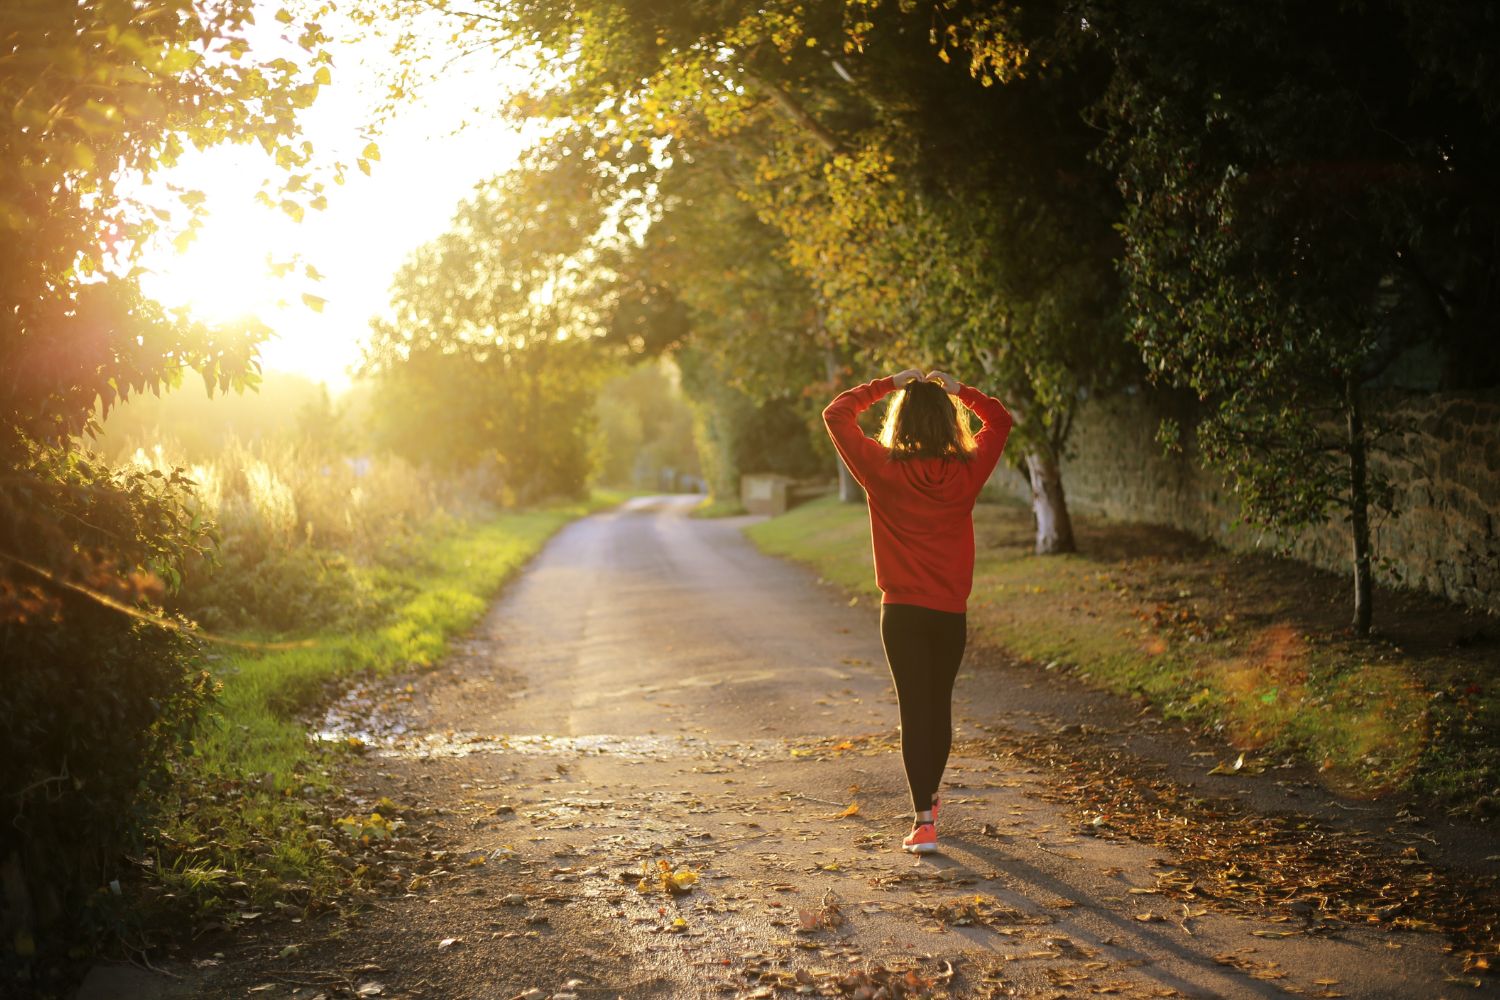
[690,494,748,518]
[747,495,1499,809]
[149,493,622,913]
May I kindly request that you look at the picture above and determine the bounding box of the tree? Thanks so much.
[1093,0,1500,635]
[2,0,332,610]
[803,1,1136,552]
[0,0,331,967]
[428,0,1138,551]
[362,139,619,501]
[626,150,835,501]
[591,359,701,490]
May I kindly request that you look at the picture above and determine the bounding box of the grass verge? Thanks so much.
[746,495,1500,812]
[144,493,621,924]
[690,494,747,518]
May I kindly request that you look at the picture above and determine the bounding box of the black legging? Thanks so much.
[879,602,967,814]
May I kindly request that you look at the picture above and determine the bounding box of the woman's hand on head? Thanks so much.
[925,370,961,395]
[892,368,924,388]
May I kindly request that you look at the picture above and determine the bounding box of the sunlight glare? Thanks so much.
[133,4,541,393]
[139,158,290,327]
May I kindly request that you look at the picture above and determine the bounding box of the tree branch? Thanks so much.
[737,65,844,156]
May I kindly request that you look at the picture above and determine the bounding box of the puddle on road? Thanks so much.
[312,698,787,764]
[375,731,787,762]
[310,676,792,762]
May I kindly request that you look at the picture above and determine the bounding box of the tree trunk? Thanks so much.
[821,322,865,504]
[1345,375,1374,636]
[836,459,864,503]
[1025,449,1076,555]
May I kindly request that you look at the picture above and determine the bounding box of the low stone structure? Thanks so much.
[986,385,1500,615]
[741,474,836,517]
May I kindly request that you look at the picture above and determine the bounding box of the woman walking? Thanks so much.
[822,369,1013,854]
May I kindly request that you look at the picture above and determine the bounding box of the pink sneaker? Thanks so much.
[902,822,938,854]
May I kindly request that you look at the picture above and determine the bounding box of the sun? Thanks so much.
[142,229,285,329]
[137,148,296,328]
[132,10,542,390]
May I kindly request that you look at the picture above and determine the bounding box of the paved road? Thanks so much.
[142,495,1468,1000]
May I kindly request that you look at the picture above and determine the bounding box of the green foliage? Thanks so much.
[112,434,482,633]
[592,360,702,490]
[1,0,333,457]
[1,1,331,969]
[1092,0,1500,627]
[364,143,622,502]
[395,0,1135,532]
[634,150,827,404]
[609,150,832,498]
[1,605,212,966]
[0,445,217,969]
[678,346,829,500]
[1,441,219,977]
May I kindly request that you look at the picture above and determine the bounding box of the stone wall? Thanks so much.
[986,384,1500,615]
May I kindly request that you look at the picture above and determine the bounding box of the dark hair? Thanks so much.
[879,381,975,461]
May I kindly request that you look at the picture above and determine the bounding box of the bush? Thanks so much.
[1,605,210,965]
[119,437,482,634]
[0,443,214,978]
[1,430,507,980]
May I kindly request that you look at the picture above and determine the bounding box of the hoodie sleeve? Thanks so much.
[958,383,1014,488]
[822,376,896,489]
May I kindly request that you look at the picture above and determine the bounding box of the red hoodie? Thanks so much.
[822,377,1013,614]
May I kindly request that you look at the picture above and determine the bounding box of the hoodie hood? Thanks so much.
[895,455,975,504]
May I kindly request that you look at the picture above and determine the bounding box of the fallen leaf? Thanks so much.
[1208,754,1245,776]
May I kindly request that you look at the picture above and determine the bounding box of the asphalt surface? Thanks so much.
[99,494,1479,1000]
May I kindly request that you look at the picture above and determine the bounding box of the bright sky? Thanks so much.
[137,5,537,395]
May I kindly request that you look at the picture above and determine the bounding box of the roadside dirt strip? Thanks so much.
[147,495,1492,999]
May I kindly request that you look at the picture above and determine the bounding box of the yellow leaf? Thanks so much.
[301,293,326,312]
[834,802,860,819]
[314,66,331,86]
[363,141,381,162]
